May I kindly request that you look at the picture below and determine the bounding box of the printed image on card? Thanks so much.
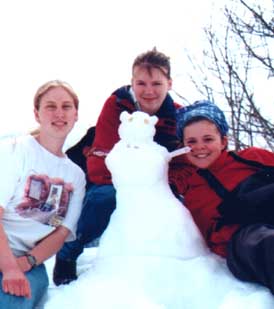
[28,179,43,200]
[40,184,63,212]
[16,174,72,227]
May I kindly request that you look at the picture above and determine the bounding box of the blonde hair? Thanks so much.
[34,80,79,110]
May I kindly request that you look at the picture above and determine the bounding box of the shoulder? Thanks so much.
[157,94,182,119]
[109,85,134,106]
[64,157,86,186]
[66,157,85,176]
[237,147,274,165]
[112,85,131,100]
[99,86,135,115]
[174,102,182,109]
[0,135,34,175]
[0,134,31,155]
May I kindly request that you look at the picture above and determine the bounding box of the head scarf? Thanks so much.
[176,100,229,140]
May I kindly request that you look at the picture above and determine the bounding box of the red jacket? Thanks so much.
[169,147,274,257]
[86,86,182,184]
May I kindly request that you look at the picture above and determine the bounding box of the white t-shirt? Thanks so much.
[0,135,86,256]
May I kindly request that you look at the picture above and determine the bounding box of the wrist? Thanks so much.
[24,253,38,269]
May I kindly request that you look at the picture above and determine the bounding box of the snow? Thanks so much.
[41,111,274,308]
[43,250,274,309]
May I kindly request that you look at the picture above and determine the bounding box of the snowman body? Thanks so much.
[98,111,208,259]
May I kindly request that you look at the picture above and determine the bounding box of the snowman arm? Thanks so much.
[169,146,191,158]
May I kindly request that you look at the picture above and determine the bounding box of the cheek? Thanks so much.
[132,83,141,92]
[161,83,171,94]
[214,141,225,153]
[132,87,141,99]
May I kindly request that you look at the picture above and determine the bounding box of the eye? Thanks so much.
[136,81,145,86]
[204,137,214,143]
[63,104,73,110]
[144,119,149,124]
[152,82,162,86]
[45,104,56,110]
[185,139,196,145]
[128,117,133,122]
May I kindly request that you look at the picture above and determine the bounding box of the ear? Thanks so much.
[167,78,172,91]
[120,111,130,122]
[150,115,158,126]
[221,136,228,150]
[34,108,40,123]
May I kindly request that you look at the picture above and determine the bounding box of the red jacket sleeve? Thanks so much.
[168,153,196,196]
[238,147,274,166]
[86,95,122,184]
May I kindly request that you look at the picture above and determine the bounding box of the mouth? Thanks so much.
[142,97,157,102]
[52,121,67,128]
[193,153,209,159]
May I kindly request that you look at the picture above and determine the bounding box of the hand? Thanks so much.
[2,267,31,298]
[16,256,32,273]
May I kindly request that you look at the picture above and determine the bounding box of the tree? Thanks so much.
[186,0,274,150]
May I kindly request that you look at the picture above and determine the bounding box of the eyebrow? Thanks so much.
[45,100,73,104]
[185,134,215,140]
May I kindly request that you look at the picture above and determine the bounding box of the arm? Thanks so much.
[91,95,121,152]
[16,225,70,273]
[17,165,85,276]
[168,153,196,197]
[17,164,86,270]
[0,207,31,298]
[86,95,123,183]
[169,146,191,159]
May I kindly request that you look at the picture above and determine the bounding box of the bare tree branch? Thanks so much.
[185,0,274,151]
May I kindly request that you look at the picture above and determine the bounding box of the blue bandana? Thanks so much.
[176,100,229,140]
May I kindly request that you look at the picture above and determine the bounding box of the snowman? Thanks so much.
[97,110,208,259]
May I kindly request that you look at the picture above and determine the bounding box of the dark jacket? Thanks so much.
[85,85,182,184]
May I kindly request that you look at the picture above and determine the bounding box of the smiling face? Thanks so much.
[131,66,172,115]
[183,119,228,169]
[34,86,78,140]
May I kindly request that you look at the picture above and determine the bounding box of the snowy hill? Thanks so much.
[42,246,274,309]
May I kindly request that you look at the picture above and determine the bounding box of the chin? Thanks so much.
[191,161,211,169]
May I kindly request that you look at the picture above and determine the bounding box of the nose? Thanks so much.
[143,84,154,95]
[54,107,65,118]
[192,142,206,151]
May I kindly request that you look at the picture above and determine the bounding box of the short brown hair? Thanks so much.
[34,80,79,110]
[132,48,171,79]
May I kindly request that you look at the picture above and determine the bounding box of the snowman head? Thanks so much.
[118,111,158,146]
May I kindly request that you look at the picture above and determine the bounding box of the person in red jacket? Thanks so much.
[171,100,274,294]
[53,48,183,285]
